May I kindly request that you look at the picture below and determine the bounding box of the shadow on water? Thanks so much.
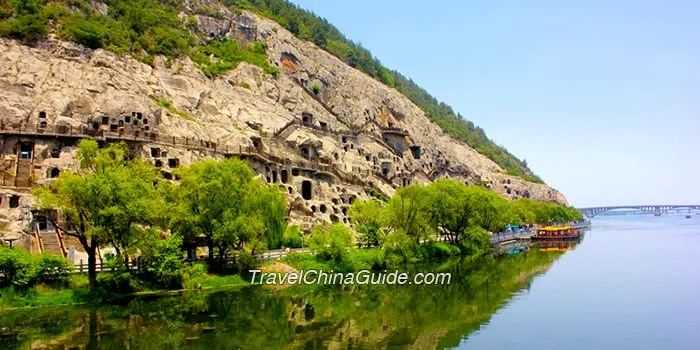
[0,246,579,349]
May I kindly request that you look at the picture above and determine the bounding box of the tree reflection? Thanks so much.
[0,249,566,349]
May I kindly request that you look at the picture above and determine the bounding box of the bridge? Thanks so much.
[577,205,700,217]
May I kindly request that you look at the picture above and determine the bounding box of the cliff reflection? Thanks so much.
[0,249,569,349]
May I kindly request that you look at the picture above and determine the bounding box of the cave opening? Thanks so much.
[301,180,312,200]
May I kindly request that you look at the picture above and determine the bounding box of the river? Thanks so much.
[1,215,698,349]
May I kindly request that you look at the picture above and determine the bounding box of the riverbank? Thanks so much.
[0,273,248,309]
[0,241,472,310]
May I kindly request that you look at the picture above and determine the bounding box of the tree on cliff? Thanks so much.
[171,158,287,269]
[32,140,160,289]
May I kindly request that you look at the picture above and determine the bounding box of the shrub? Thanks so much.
[35,253,72,283]
[311,83,321,95]
[282,225,303,248]
[235,250,258,272]
[0,246,73,287]
[309,224,352,263]
[2,13,48,43]
[139,235,185,289]
[0,246,37,287]
[419,243,460,260]
[459,226,491,255]
[280,253,329,271]
[343,249,386,271]
[64,17,104,49]
[97,271,144,296]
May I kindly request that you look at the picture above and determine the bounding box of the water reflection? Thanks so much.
[0,248,573,349]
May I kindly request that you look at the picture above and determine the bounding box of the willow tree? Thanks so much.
[424,179,480,245]
[348,199,384,247]
[172,157,286,267]
[382,185,434,244]
[33,140,159,288]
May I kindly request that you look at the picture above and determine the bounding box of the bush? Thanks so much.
[139,235,185,289]
[1,13,48,43]
[64,17,104,49]
[97,271,144,296]
[460,226,491,255]
[343,249,386,271]
[309,224,353,263]
[0,246,72,287]
[35,253,72,283]
[282,225,304,248]
[0,246,37,287]
[419,243,460,260]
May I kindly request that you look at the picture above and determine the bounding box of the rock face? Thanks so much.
[0,8,567,246]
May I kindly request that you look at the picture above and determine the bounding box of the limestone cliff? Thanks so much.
[0,4,567,246]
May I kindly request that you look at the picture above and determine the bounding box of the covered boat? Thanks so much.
[532,225,582,241]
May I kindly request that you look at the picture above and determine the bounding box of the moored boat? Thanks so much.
[534,239,581,252]
[532,225,582,241]
[686,213,692,219]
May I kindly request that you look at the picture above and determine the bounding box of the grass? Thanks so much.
[182,273,246,289]
[0,273,247,310]
[153,97,199,123]
[0,275,98,309]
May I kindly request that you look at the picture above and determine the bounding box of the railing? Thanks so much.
[380,126,410,135]
[34,225,44,254]
[491,230,533,245]
[56,228,68,258]
[68,248,312,274]
[1,121,394,196]
[73,259,140,273]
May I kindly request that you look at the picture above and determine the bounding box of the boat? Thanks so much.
[534,239,581,252]
[532,225,582,241]
[686,213,692,219]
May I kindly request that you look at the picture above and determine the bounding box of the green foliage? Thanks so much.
[0,0,277,78]
[0,246,38,287]
[348,199,383,247]
[139,234,185,289]
[195,39,279,78]
[33,139,160,288]
[0,246,72,287]
[308,224,352,263]
[0,12,48,43]
[35,253,72,283]
[382,185,434,243]
[63,17,105,49]
[172,157,287,265]
[311,83,320,95]
[282,225,303,248]
[419,243,461,260]
[154,97,197,122]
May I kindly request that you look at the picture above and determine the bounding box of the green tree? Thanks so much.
[424,180,479,245]
[348,199,384,247]
[309,224,353,263]
[172,158,286,267]
[382,185,434,244]
[33,140,159,288]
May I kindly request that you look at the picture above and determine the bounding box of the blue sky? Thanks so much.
[290,0,700,207]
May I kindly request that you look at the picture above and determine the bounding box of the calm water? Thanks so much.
[461,214,700,350]
[1,215,699,349]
